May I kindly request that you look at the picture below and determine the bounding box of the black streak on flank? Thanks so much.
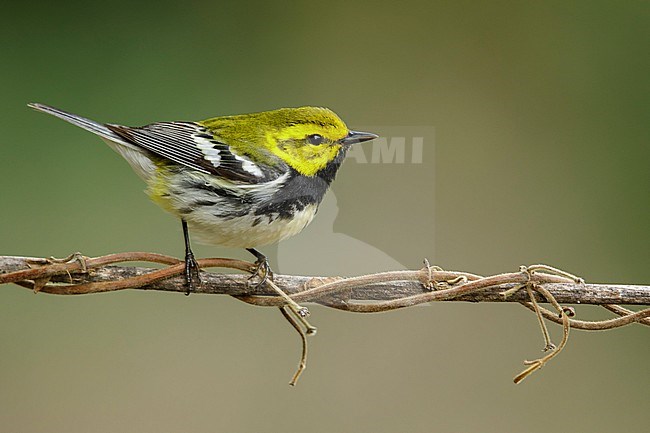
[193,200,217,206]
[183,180,252,203]
[215,207,250,220]
[180,178,256,220]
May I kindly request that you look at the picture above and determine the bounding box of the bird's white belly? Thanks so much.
[186,204,318,248]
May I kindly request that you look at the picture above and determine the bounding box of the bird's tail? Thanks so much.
[27,102,128,144]
[28,102,156,181]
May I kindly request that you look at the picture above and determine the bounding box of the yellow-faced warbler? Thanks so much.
[28,103,378,292]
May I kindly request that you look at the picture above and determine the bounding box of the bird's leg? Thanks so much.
[246,248,274,288]
[182,220,201,295]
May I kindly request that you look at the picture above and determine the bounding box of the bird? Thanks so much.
[28,103,378,293]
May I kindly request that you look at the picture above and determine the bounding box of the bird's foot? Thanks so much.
[246,248,274,289]
[184,251,202,295]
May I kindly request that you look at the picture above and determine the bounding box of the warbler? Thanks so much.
[28,103,377,292]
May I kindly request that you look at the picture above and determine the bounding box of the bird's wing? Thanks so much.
[106,122,279,183]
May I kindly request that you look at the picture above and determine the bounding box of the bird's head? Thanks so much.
[201,107,377,177]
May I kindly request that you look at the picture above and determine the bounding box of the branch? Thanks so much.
[2,253,649,385]
[1,255,648,305]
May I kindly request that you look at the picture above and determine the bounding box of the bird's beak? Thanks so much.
[341,130,379,145]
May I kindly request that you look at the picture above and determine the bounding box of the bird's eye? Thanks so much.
[306,134,324,145]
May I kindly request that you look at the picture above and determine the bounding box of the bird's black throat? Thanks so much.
[253,147,349,220]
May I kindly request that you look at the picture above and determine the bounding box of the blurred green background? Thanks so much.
[1,1,648,432]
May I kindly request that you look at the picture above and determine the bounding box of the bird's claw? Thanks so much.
[247,257,274,289]
[184,252,202,295]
